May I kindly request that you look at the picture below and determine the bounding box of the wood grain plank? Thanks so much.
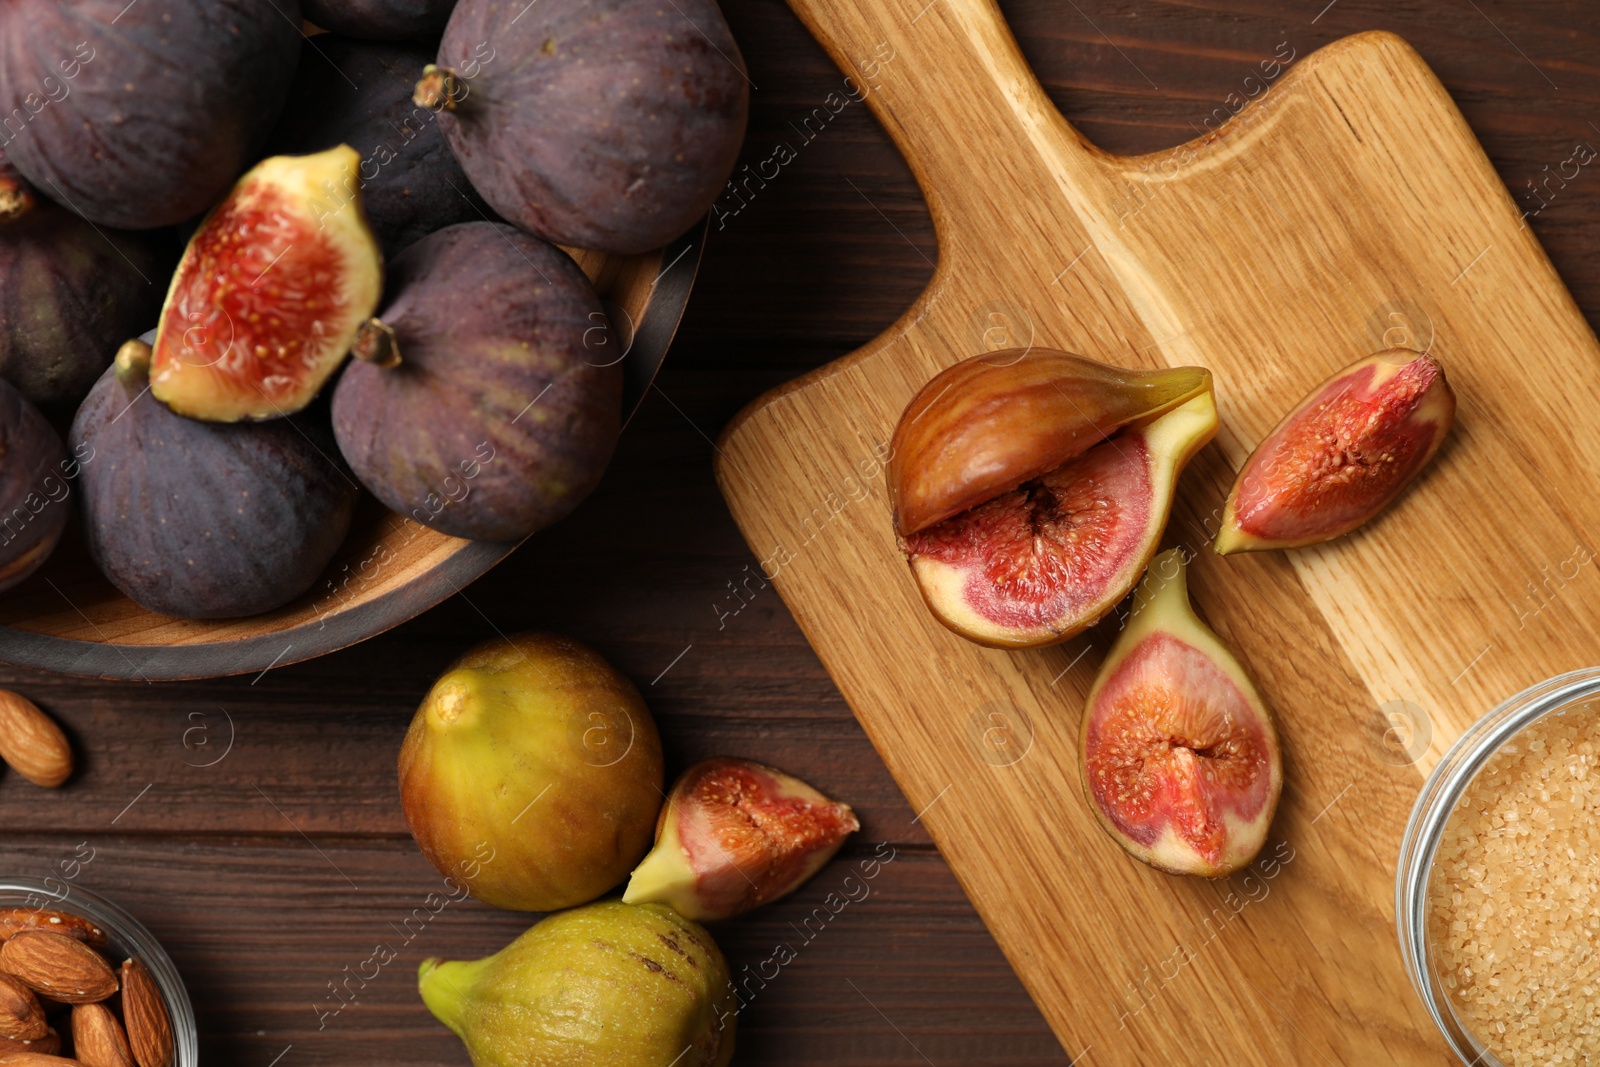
[716,1,1600,1062]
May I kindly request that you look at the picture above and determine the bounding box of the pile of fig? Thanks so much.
[889,345,1454,876]
[0,0,748,620]
[399,632,858,1066]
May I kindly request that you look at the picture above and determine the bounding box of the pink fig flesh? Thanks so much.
[1216,348,1454,553]
[623,758,858,922]
[904,391,1217,648]
[1080,549,1282,877]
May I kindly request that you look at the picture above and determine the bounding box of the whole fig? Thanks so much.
[0,0,303,229]
[0,155,166,410]
[420,0,748,254]
[267,37,489,259]
[332,222,619,541]
[398,633,664,911]
[0,379,71,594]
[69,340,359,619]
[420,901,735,1067]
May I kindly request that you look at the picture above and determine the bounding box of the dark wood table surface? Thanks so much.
[3,1,1597,1063]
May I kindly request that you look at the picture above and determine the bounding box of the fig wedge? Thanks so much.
[1216,348,1454,554]
[1080,549,1283,877]
[904,390,1218,648]
[623,758,858,922]
[890,350,1211,537]
[150,146,383,423]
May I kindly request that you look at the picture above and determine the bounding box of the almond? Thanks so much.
[0,1028,59,1057]
[0,692,71,788]
[0,911,108,950]
[0,1054,85,1065]
[0,976,44,1042]
[118,961,171,1067]
[0,933,115,1005]
[70,1004,134,1067]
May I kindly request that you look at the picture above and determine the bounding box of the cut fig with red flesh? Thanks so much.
[1216,348,1454,554]
[622,758,859,922]
[904,390,1218,649]
[890,349,1213,538]
[1080,549,1283,877]
[150,146,383,423]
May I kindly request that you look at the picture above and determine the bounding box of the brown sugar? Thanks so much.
[1428,707,1600,1063]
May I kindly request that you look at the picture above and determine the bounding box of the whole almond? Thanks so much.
[0,1028,59,1056]
[0,933,115,1005]
[0,692,71,788]
[118,961,170,1067]
[0,976,44,1041]
[70,1004,134,1067]
[0,911,108,950]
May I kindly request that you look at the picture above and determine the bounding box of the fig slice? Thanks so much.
[622,758,859,922]
[1215,348,1454,554]
[889,349,1212,537]
[904,390,1218,649]
[150,146,383,423]
[1080,549,1283,877]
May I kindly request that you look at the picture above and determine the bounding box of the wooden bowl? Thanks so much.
[0,226,705,681]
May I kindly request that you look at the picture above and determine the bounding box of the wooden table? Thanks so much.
[1,1,1594,1062]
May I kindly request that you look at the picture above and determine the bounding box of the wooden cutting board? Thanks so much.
[716,1,1600,1063]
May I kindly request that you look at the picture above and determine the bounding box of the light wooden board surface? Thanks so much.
[716,1,1600,1062]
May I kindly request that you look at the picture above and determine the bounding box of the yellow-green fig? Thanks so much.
[398,633,665,911]
[418,900,735,1067]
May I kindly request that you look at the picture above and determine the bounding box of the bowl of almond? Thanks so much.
[0,880,193,1065]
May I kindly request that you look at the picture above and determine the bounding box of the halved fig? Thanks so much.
[150,146,383,423]
[623,758,859,922]
[1080,549,1283,877]
[1215,348,1454,554]
[890,349,1212,538]
[903,390,1217,648]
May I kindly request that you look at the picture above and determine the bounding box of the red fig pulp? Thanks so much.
[151,146,383,423]
[904,391,1217,648]
[1080,550,1283,877]
[1216,348,1454,553]
[623,758,858,922]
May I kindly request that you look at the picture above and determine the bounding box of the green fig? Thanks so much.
[419,901,736,1067]
[398,633,665,911]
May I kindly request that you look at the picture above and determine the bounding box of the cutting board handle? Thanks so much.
[784,0,1101,241]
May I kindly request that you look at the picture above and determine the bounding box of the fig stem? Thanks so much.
[352,318,401,369]
[415,65,463,113]
[0,177,34,224]
[113,340,153,387]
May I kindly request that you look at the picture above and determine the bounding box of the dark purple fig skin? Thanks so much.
[332,222,620,541]
[304,0,457,40]
[0,155,167,409]
[433,0,748,255]
[0,0,302,230]
[267,37,489,259]
[70,352,359,620]
[0,378,71,594]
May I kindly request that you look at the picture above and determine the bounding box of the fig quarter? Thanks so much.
[0,692,72,789]
[1216,347,1455,553]
[1080,549,1283,877]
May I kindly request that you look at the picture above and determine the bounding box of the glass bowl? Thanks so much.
[1396,666,1600,1065]
[0,876,197,1065]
